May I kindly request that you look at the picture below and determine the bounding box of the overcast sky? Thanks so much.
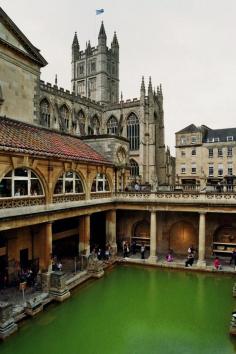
[1,0,236,153]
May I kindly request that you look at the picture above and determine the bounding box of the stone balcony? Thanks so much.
[0,190,236,228]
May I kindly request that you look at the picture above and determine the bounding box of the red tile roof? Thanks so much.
[0,116,112,165]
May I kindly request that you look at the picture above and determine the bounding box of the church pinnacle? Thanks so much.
[111,31,119,47]
[72,31,79,47]
[98,21,107,39]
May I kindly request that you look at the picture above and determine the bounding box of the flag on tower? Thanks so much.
[96,9,104,15]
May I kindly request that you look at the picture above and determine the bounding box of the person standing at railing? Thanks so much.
[230,249,236,270]
[140,243,145,259]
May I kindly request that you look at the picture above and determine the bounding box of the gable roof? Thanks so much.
[0,116,112,165]
[0,7,47,67]
[176,124,199,134]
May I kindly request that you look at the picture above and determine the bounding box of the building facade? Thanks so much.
[1,6,236,290]
[175,124,236,190]
[0,6,174,188]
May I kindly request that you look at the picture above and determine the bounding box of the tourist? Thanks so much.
[188,245,194,254]
[57,261,62,271]
[166,251,173,262]
[230,249,236,270]
[105,247,110,260]
[185,253,194,267]
[213,257,222,270]
[141,243,145,259]
[131,240,137,255]
[97,248,102,260]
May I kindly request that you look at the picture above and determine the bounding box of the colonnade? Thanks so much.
[36,208,208,271]
[38,210,117,271]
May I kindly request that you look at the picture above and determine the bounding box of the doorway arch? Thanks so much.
[169,221,197,255]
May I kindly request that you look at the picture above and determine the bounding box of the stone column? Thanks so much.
[35,222,52,271]
[79,215,90,256]
[106,209,117,254]
[149,211,157,262]
[197,212,206,267]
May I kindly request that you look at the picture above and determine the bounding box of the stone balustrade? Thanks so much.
[1,191,236,223]
[0,196,46,209]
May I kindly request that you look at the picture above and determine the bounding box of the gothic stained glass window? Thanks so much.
[40,99,50,127]
[60,105,69,129]
[130,159,139,177]
[127,113,139,151]
[107,116,118,135]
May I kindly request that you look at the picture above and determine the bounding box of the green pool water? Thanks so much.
[1,266,236,354]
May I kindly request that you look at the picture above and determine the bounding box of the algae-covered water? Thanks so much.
[1,266,236,354]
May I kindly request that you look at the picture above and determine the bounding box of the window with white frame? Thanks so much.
[91,174,110,192]
[208,148,213,158]
[107,116,118,135]
[0,168,44,198]
[54,171,83,195]
[227,136,233,142]
[228,163,233,176]
[209,164,214,176]
[191,164,196,174]
[180,136,186,145]
[127,113,139,151]
[191,136,197,144]
[218,148,223,157]
[227,147,233,157]
[218,163,223,176]
[180,164,186,174]
[214,137,220,142]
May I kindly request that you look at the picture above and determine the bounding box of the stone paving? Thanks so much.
[0,254,235,313]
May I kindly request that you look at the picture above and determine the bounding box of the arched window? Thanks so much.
[78,110,85,135]
[0,168,44,197]
[91,174,110,192]
[130,159,139,177]
[54,171,84,195]
[40,99,50,127]
[107,116,118,135]
[60,105,69,129]
[127,113,139,150]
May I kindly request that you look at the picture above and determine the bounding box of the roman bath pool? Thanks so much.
[1,266,236,354]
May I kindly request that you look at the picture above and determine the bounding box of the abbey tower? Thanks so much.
[71,22,119,104]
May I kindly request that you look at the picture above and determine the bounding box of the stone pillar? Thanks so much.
[197,212,206,267]
[49,271,70,302]
[35,222,52,271]
[149,211,157,262]
[106,210,117,254]
[0,303,18,339]
[79,215,90,256]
